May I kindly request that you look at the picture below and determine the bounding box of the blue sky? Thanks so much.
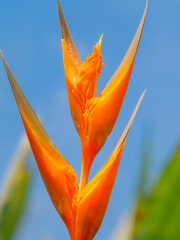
[0,0,180,239]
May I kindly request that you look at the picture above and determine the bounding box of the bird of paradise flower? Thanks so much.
[0,0,148,239]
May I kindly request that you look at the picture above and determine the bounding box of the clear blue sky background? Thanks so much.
[0,0,180,239]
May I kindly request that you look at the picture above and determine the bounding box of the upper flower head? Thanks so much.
[57,0,148,189]
[0,0,148,239]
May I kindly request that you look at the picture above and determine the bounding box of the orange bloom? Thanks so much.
[57,0,148,189]
[0,0,148,239]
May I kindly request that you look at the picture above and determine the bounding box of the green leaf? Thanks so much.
[134,142,180,240]
[0,135,31,240]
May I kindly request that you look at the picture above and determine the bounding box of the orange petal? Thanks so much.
[75,91,145,240]
[58,0,83,137]
[0,51,78,239]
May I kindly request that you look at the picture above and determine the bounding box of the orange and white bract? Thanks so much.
[1,0,147,239]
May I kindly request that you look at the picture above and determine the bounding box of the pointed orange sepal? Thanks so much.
[0,51,78,240]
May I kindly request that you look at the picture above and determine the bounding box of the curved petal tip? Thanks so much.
[116,89,146,151]
[57,0,81,67]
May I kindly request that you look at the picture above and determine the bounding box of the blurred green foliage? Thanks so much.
[111,140,180,240]
[134,142,180,240]
[0,136,31,240]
